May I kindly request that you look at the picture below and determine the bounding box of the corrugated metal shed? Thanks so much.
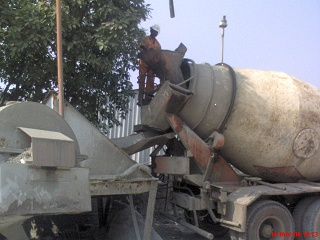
[108,90,154,165]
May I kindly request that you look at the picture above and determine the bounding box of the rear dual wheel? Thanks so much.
[292,196,320,240]
[230,200,294,240]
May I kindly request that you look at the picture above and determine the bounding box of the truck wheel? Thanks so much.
[230,200,294,240]
[292,196,318,235]
[301,198,320,238]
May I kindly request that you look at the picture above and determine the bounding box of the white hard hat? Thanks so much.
[151,24,160,34]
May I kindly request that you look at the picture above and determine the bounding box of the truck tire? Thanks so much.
[230,200,294,240]
[301,198,320,239]
[292,196,318,237]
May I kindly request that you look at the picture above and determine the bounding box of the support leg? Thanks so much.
[143,180,158,240]
[129,195,142,240]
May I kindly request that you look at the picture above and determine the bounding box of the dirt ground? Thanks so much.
[107,186,231,240]
[129,183,231,240]
[107,199,231,240]
[153,211,230,240]
[150,180,231,240]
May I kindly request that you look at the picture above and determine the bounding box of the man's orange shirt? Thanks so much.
[140,36,161,67]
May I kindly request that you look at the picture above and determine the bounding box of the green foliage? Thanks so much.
[0,0,150,132]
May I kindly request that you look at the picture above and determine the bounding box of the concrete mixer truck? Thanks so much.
[0,47,319,240]
[113,47,320,240]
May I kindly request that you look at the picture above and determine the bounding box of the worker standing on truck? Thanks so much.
[137,24,161,106]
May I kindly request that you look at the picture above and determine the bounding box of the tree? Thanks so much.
[0,0,150,132]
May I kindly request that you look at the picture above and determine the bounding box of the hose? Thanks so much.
[215,63,237,133]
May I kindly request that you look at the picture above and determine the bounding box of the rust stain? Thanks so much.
[254,165,305,182]
[167,114,210,170]
[188,140,211,169]
[209,156,240,183]
[168,114,183,133]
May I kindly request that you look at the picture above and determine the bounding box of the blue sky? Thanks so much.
[131,0,320,89]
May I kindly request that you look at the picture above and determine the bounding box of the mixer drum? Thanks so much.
[180,64,320,182]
